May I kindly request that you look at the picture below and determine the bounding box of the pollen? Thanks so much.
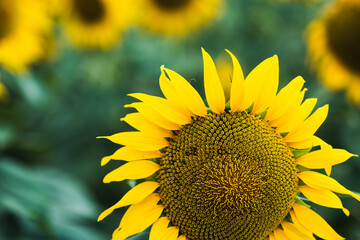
[158,112,298,240]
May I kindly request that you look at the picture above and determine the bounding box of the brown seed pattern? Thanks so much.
[158,112,298,240]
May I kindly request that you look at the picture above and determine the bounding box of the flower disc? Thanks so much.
[72,0,105,24]
[158,112,298,240]
[325,5,360,74]
[151,0,191,10]
[0,1,14,39]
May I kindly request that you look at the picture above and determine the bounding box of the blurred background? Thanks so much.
[0,0,359,239]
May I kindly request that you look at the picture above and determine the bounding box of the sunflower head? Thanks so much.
[0,0,51,73]
[98,49,359,240]
[71,0,106,24]
[158,111,298,239]
[307,0,360,105]
[325,1,360,75]
[151,0,191,11]
[0,1,14,39]
[60,0,131,49]
[135,0,222,36]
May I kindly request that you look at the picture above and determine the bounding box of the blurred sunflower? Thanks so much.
[135,0,222,36]
[60,0,131,49]
[98,49,359,240]
[0,0,51,73]
[307,0,360,105]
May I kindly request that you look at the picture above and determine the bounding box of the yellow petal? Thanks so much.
[177,235,188,240]
[159,68,183,103]
[292,204,344,240]
[272,91,309,133]
[273,228,288,240]
[242,55,277,112]
[280,97,317,134]
[296,148,356,169]
[287,136,314,149]
[159,69,193,117]
[202,48,225,114]
[320,141,333,176]
[281,221,315,240]
[98,181,159,221]
[298,171,360,201]
[251,55,279,114]
[216,54,232,103]
[98,132,169,151]
[289,210,314,237]
[129,93,192,125]
[125,102,181,130]
[285,105,329,143]
[266,76,305,121]
[325,167,332,176]
[289,135,330,149]
[299,186,349,216]
[101,147,162,166]
[225,50,245,112]
[103,160,160,183]
[163,67,207,117]
[121,113,173,138]
[114,193,164,240]
[268,232,276,240]
[313,136,328,147]
[150,217,179,240]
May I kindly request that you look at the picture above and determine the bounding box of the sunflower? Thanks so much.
[134,0,222,36]
[0,0,51,73]
[98,49,359,240]
[60,0,131,49]
[307,0,360,105]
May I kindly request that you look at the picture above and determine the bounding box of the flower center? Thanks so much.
[72,0,105,24]
[151,0,191,11]
[0,1,14,40]
[325,5,360,75]
[158,112,298,240]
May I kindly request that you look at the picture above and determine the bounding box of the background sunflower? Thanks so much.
[0,0,359,239]
[59,0,133,49]
[307,0,360,105]
[133,0,222,36]
[0,0,52,73]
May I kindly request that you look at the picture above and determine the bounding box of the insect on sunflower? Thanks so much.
[98,49,359,240]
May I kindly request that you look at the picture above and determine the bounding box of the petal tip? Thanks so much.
[101,156,112,166]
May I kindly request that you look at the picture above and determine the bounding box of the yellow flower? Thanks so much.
[98,49,359,240]
[0,0,51,73]
[307,0,360,105]
[60,0,132,49]
[134,0,222,36]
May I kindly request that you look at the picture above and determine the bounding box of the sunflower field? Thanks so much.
[0,0,360,239]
